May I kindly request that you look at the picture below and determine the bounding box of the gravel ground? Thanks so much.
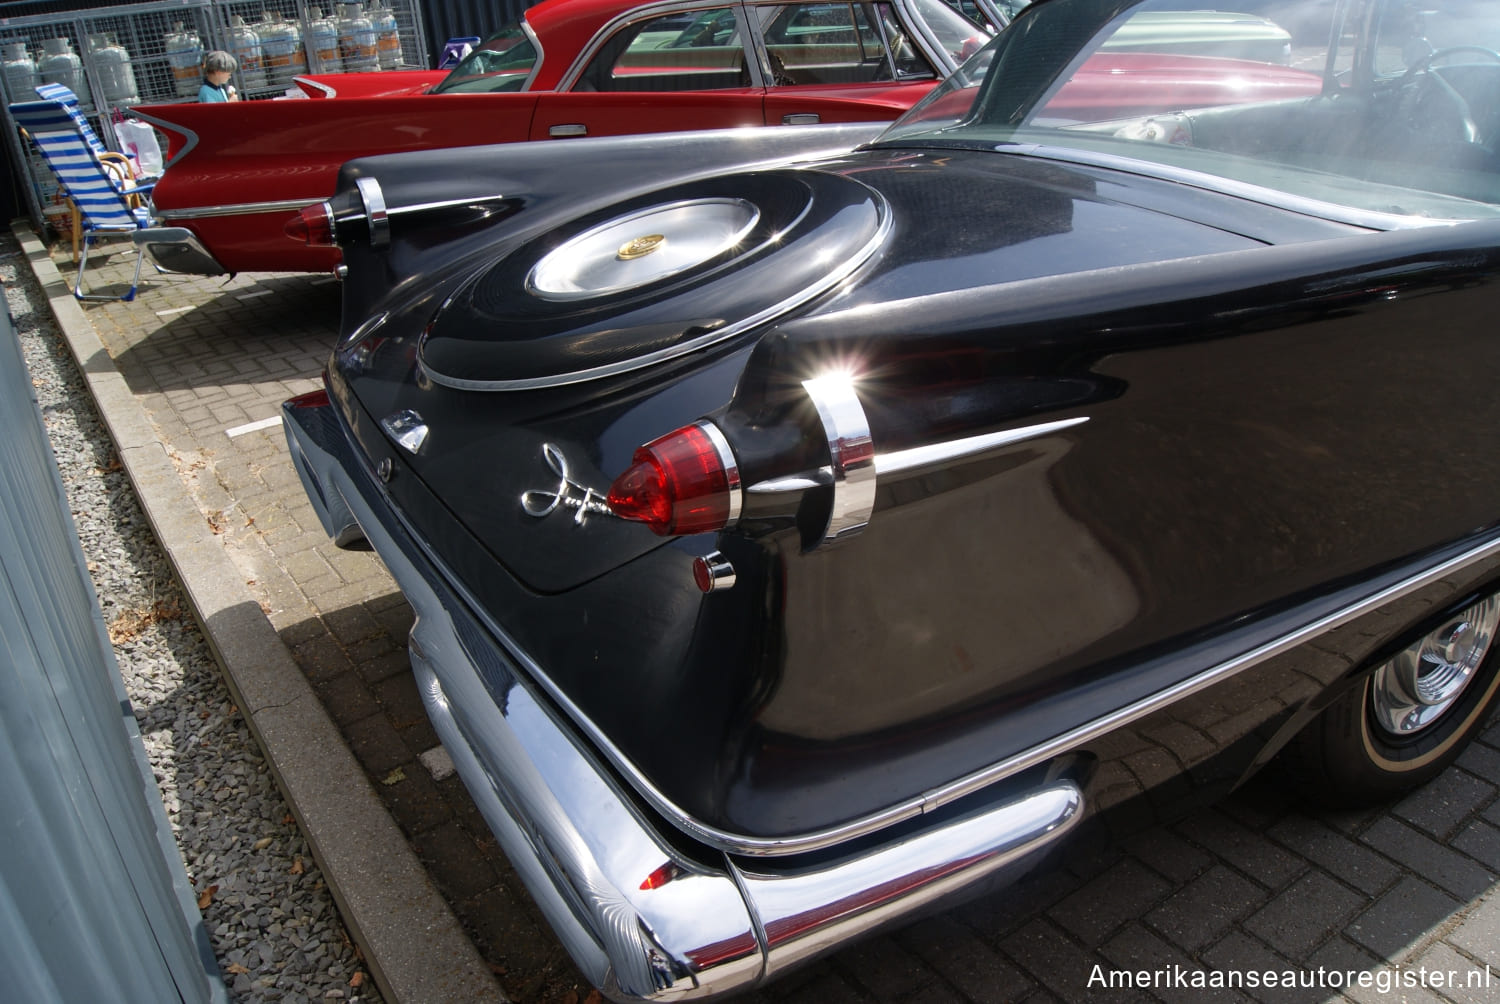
[0,230,383,1004]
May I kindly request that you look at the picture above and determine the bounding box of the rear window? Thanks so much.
[431,24,538,93]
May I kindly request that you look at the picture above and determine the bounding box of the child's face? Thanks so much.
[206,69,233,86]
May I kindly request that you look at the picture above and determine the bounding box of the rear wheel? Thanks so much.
[1288,592,1500,804]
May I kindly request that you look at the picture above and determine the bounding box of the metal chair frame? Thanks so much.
[10,84,158,301]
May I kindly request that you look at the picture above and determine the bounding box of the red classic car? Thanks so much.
[132,0,993,275]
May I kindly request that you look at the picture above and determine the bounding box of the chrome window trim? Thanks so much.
[885,0,964,75]
[559,0,763,92]
[519,18,547,92]
[430,17,546,94]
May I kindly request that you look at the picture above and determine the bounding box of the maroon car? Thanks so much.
[133,0,991,276]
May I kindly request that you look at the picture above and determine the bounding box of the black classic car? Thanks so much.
[283,0,1500,997]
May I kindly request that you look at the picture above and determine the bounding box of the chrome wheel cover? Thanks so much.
[1371,595,1500,736]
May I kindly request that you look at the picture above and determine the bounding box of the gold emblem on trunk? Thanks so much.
[617,234,666,260]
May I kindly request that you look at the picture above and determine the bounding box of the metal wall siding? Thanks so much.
[422,0,532,63]
[0,307,225,1004]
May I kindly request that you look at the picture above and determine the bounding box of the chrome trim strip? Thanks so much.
[386,195,512,216]
[293,74,336,97]
[801,373,876,544]
[355,177,389,249]
[744,416,1088,499]
[698,421,742,526]
[1008,144,1468,231]
[420,185,891,391]
[929,531,1500,813]
[128,109,198,169]
[875,416,1089,478]
[156,197,324,220]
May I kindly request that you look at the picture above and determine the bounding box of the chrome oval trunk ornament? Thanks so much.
[527,198,759,301]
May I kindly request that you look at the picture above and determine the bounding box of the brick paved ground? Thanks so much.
[31,233,1500,1004]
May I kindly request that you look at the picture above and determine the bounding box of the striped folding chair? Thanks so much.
[10,86,157,301]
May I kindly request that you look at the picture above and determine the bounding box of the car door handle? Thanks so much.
[549,124,588,138]
[782,113,820,125]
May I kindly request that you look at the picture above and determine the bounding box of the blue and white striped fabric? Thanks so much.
[10,94,146,231]
[32,83,109,156]
[9,84,156,300]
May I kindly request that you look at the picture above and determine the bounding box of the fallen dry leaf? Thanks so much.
[108,598,185,644]
[224,963,250,975]
[196,884,218,910]
[349,972,365,989]
[380,768,406,786]
[253,837,273,851]
[290,856,305,875]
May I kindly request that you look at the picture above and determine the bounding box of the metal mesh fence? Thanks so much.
[3,0,429,232]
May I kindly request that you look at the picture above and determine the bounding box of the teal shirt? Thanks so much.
[198,82,230,102]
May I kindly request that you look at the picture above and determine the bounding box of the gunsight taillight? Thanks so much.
[607,421,740,536]
[285,201,335,247]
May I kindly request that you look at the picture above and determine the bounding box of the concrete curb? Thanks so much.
[15,223,506,1004]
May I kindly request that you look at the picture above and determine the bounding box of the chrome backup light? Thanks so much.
[527,199,760,301]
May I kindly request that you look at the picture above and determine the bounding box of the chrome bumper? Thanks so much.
[282,393,1084,1001]
[134,227,227,276]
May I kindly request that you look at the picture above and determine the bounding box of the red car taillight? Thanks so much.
[285,388,331,409]
[607,421,740,536]
[284,201,336,247]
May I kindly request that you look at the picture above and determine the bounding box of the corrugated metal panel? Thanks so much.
[421,0,533,64]
[0,305,226,1004]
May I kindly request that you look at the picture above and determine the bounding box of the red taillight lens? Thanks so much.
[608,422,737,536]
[285,388,330,409]
[639,862,681,891]
[284,202,335,246]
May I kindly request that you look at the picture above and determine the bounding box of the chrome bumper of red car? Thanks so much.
[135,226,227,276]
[282,392,1084,1001]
